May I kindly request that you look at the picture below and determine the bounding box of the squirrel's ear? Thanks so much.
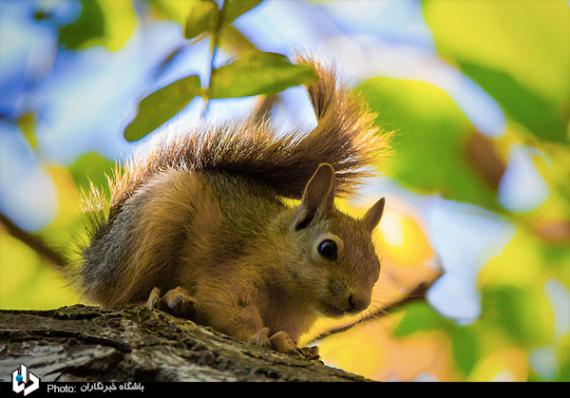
[294,163,336,230]
[362,197,385,232]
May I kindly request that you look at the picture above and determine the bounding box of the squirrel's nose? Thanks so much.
[347,294,366,312]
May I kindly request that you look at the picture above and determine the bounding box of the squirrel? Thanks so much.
[76,56,389,359]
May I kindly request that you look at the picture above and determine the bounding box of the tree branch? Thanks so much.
[0,305,369,382]
[0,211,66,268]
[306,272,444,345]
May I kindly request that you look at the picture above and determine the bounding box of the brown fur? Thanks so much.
[77,57,389,348]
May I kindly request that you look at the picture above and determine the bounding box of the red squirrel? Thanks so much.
[77,57,389,358]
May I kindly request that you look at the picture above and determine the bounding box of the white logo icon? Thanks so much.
[12,364,40,396]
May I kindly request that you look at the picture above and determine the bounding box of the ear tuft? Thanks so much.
[362,197,385,232]
[294,163,336,230]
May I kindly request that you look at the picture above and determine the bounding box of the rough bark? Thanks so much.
[0,305,369,382]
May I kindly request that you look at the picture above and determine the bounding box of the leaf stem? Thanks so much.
[202,0,227,119]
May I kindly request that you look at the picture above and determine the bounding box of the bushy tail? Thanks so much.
[103,56,388,218]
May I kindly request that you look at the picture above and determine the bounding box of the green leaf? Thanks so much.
[225,0,264,23]
[150,0,193,25]
[221,25,259,53]
[99,0,138,52]
[68,152,115,193]
[460,62,567,144]
[161,0,263,40]
[394,303,480,376]
[184,0,218,39]
[59,0,104,50]
[423,0,569,143]
[451,327,479,376]
[0,231,79,310]
[17,112,38,150]
[58,0,136,51]
[393,303,447,337]
[557,339,570,381]
[124,75,202,142]
[357,77,500,210]
[481,285,552,347]
[210,52,316,99]
[0,232,41,309]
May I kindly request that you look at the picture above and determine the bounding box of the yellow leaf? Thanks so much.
[100,0,137,51]
[469,347,528,381]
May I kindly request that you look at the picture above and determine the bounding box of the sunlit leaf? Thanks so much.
[540,244,570,287]
[357,77,500,210]
[210,52,316,98]
[221,25,259,53]
[156,0,263,40]
[58,0,136,51]
[224,0,263,23]
[468,346,529,381]
[0,231,40,308]
[0,231,79,310]
[316,320,386,380]
[481,285,553,348]
[531,141,570,219]
[316,314,459,381]
[68,152,115,194]
[124,74,202,142]
[43,165,82,228]
[184,0,218,39]
[150,0,192,24]
[423,0,569,143]
[26,264,79,310]
[375,210,434,267]
[479,228,569,289]
[101,0,137,51]
[394,304,479,376]
[557,336,570,381]
[37,166,86,257]
[461,62,567,143]
[393,303,446,337]
[451,327,479,376]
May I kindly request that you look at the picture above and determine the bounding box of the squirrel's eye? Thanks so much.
[318,239,338,261]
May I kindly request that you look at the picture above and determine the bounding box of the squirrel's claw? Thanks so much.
[249,327,271,347]
[250,329,319,360]
[160,287,196,319]
[269,331,297,355]
[145,286,196,319]
[267,331,317,360]
[297,345,320,360]
[268,331,321,360]
[145,287,161,311]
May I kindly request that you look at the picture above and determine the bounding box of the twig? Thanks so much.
[202,0,228,119]
[305,272,444,345]
[0,211,66,268]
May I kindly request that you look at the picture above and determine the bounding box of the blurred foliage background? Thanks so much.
[0,0,568,382]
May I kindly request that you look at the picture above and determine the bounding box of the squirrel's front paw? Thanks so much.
[145,287,162,311]
[145,286,196,319]
[297,345,320,360]
[249,327,271,348]
[268,331,319,360]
